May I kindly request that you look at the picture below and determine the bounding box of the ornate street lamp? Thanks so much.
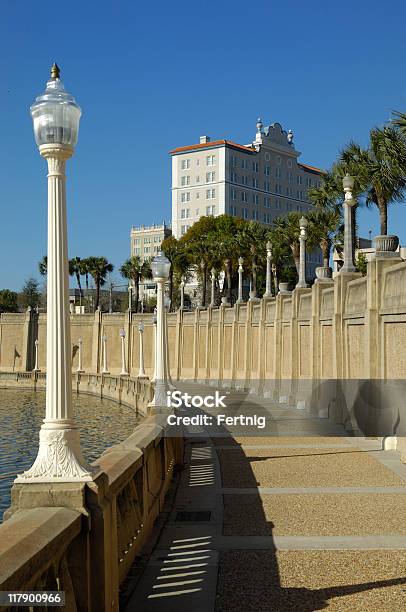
[296,216,308,288]
[237,257,244,303]
[119,328,128,376]
[150,253,171,408]
[341,174,356,273]
[17,64,92,482]
[76,337,84,373]
[138,321,146,377]
[33,338,40,373]
[264,242,272,297]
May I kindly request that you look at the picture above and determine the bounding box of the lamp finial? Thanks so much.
[50,62,60,80]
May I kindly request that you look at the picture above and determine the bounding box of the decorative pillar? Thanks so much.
[33,338,40,372]
[16,64,92,483]
[128,284,133,311]
[210,268,216,307]
[249,246,260,301]
[76,337,84,373]
[341,174,356,273]
[237,257,244,303]
[180,278,185,310]
[296,216,308,288]
[119,328,128,375]
[264,242,272,297]
[101,334,109,374]
[149,253,171,407]
[138,321,146,377]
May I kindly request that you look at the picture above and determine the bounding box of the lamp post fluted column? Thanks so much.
[33,338,40,372]
[17,64,91,482]
[101,335,109,374]
[264,241,272,297]
[210,268,216,307]
[150,253,171,408]
[120,328,128,375]
[128,284,133,311]
[76,337,84,373]
[138,321,146,377]
[296,216,308,288]
[237,257,244,303]
[341,174,356,273]
[180,278,185,310]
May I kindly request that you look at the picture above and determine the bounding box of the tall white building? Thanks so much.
[170,119,323,239]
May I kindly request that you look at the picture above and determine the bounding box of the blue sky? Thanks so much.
[1,0,406,290]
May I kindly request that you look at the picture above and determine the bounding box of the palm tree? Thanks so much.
[271,212,303,276]
[161,236,190,309]
[38,255,47,276]
[181,216,218,307]
[235,221,267,297]
[339,127,406,235]
[307,209,342,270]
[119,256,151,313]
[392,110,406,135]
[86,257,114,310]
[69,257,83,305]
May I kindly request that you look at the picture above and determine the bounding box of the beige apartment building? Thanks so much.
[130,223,172,262]
[170,119,324,276]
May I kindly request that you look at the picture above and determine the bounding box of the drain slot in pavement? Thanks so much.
[175,511,211,522]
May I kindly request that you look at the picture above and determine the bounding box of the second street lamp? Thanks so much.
[149,252,171,408]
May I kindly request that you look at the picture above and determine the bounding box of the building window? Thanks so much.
[264,165,271,176]
[206,188,216,199]
[241,159,248,170]
[134,238,140,244]
[229,204,237,216]
[196,192,200,199]
[275,184,282,194]
[181,192,191,203]
[144,246,151,254]
[242,208,248,219]
[252,209,259,220]
[195,208,199,216]
[287,159,292,168]
[287,171,293,183]
[206,171,215,183]
[231,155,238,167]
[206,155,215,166]
[134,247,140,255]
[196,175,200,183]
[241,191,248,203]
[181,159,190,170]
[265,152,270,161]
[264,180,271,192]
[231,171,238,183]
[277,155,281,165]
[252,161,259,173]
[241,175,248,185]
[253,193,259,205]
[286,187,293,197]
[231,188,237,200]
[180,225,190,235]
[264,196,271,208]
[253,177,259,188]
[297,175,303,185]
[181,208,190,219]
[264,213,271,224]
[275,199,281,209]
[181,175,190,186]
[196,159,200,166]
[206,205,216,216]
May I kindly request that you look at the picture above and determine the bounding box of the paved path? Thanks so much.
[124,387,406,611]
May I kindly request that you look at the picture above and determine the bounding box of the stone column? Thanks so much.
[150,280,170,407]
[264,241,272,297]
[128,284,132,311]
[138,322,146,377]
[237,257,244,303]
[101,334,109,374]
[16,145,91,483]
[340,174,356,273]
[76,337,84,373]
[249,246,258,300]
[33,338,40,372]
[296,216,308,288]
[119,328,128,375]
[210,268,216,307]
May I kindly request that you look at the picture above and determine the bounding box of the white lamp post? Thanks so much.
[138,321,146,377]
[209,268,216,308]
[101,334,109,374]
[119,328,128,376]
[179,278,185,310]
[237,257,244,303]
[17,64,91,482]
[33,338,40,372]
[296,216,308,288]
[341,174,356,273]
[150,253,171,407]
[76,337,84,373]
[264,242,272,297]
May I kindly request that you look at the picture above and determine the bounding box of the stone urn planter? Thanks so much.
[315,266,332,281]
[374,235,399,253]
[278,282,291,294]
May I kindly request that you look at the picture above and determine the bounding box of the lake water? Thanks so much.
[0,389,141,517]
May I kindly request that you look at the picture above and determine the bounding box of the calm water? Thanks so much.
[0,389,141,517]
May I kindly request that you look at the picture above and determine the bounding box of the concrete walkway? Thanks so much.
[124,391,406,611]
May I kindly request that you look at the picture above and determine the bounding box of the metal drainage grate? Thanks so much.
[175,511,211,522]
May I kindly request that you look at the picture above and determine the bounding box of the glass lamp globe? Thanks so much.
[151,252,171,280]
[30,63,81,148]
[300,216,308,228]
[342,174,354,191]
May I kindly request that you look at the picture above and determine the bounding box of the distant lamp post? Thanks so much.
[33,338,40,372]
[17,64,92,483]
[296,216,308,288]
[138,321,146,377]
[209,268,216,308]
[128,284,133,311]
[237,257,244,303]
[264,242,272,297]
[119,328,128,376]
[76,337,84,373]
[179,278,185,310]
[101,334,109,374]
[150,253,171,407]
[341,174,356,273]
[109,282,114,314]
